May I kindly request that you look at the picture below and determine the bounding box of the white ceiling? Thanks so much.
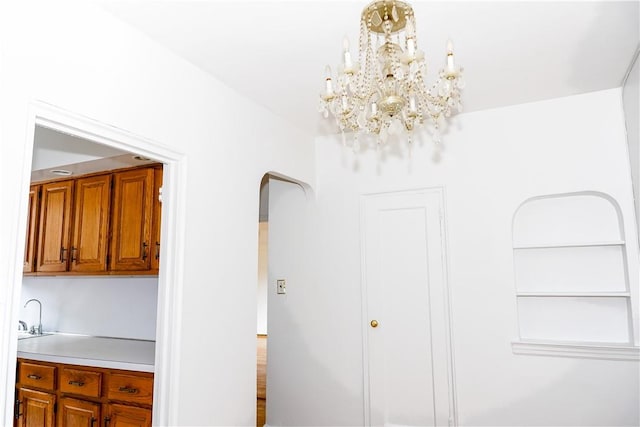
[31,126,157,179]
[104,1,638,137]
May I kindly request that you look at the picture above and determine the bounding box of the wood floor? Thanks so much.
[257,334,267,427]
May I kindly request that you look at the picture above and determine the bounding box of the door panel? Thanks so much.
[58,397,100,427]
[36,180,74,272]
[109,168,154,271]
[150,166,163,271]
[362,189,452,427]
[106,403,152,427]
[24,185,40,273]
[17,388,56,427]
[71,174,111,272]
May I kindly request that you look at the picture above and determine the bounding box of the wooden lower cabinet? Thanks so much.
[16,388,56,427]
[16,359,152,427]
[58,397,100,427]
[105,404,151,427]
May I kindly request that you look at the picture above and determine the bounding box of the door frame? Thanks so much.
[4,100,187,426]
[360,187,458,426]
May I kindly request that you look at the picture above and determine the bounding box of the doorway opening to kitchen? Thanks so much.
[9,102,186,426]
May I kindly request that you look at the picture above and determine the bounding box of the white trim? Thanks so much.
[438,187,458,427]
[622,45,640,88]
[512,340,640,361]
[5,101,187,427]
[512,241,625,249]
[359,194,371,427]
[516,292,631,298]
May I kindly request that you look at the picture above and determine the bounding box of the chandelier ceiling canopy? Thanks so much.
[319,0,465,149]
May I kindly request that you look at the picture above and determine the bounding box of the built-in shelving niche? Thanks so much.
[511,191,639,360]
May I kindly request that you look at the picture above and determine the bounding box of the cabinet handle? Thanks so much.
[27,374,42,380]
[118,386,138,394]
[155,242,160,260]
[68,380,85,387]
[71,246,78,262]
[142,242,148,261]
[90,417,96,427]
[104,416,110,427]
[60,247,68,262]
[14,399,22,419]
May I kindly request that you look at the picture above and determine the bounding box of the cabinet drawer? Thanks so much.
[60,367,102,398]
[108,374,153,406]
[18,362,56,391]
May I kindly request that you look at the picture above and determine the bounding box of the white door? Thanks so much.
[361,188,454,427]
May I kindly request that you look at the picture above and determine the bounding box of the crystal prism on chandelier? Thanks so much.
[319,0,465,148]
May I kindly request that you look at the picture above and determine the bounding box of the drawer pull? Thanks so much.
[26,374,42,380]
[118,386,138,394]
[68,380,85,387]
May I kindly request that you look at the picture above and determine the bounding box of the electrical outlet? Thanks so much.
[277,279,286,294]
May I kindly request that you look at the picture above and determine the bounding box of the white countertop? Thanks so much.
[17,334,155,373]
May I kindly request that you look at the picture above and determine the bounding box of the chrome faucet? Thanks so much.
[24,299,42,335]
[18,320,27,331]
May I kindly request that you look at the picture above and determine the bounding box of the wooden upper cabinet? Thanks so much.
[23,185,40,273]
[151,166,163,271]
[70,174,112,272]
[110,168,154,271]
[36,180,74,272]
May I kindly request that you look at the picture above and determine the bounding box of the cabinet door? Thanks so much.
[36,180,74,272]
[16,388,56,427]
[150,167,163,271]
[58,397,100,427]
[70,174,111,272]
[23,185,40,273]
[105,403,151,427]
[109,168,154,271]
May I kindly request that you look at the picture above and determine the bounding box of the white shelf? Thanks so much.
[516,292,630,298]
[512,340,639,361]
[513,240,625,250]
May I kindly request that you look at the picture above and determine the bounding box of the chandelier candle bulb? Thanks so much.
[446,39,455,72]
[324,65,334,96]
[343,37,353,69]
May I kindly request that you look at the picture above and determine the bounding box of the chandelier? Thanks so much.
[319,0,464,149]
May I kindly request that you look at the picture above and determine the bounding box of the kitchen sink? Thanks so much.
[18,331,52,340]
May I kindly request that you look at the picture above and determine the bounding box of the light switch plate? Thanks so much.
[277,279,286,294]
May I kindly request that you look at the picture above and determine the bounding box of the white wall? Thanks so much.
[623,51,640,248]
[266,89,639,426]
[21,277,157,340]
[0,2,314,425]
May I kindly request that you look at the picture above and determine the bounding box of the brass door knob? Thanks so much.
[370,320,379,328]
